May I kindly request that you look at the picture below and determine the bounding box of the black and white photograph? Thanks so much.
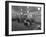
[12,6,41,31]
[5,1,45,36]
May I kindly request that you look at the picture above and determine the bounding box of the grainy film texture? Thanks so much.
[12,6,41,31]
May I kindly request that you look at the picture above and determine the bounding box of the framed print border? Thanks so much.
[5,1,45,36]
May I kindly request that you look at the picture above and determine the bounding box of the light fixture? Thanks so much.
[38,8,40,10]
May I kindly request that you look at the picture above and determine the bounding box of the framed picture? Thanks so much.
[5,1,45,36]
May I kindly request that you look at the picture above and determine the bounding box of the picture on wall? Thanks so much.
[5,1,45,36]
